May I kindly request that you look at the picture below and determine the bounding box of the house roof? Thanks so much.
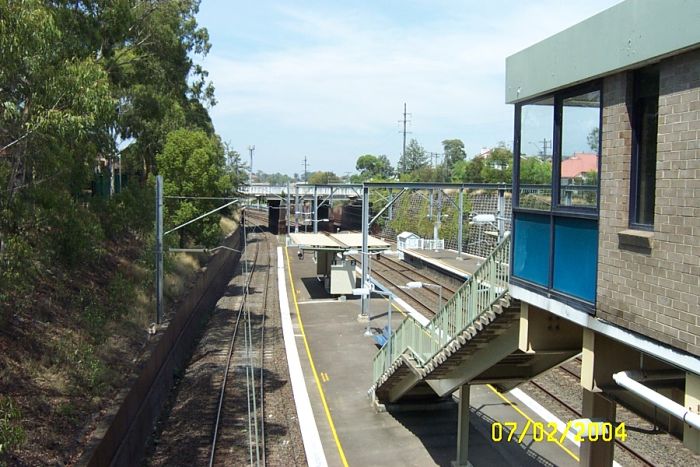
[561,153,597,178]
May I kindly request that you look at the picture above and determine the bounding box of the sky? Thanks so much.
[195,0,622,177]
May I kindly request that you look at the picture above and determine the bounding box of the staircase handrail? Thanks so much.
[372,236,511,383]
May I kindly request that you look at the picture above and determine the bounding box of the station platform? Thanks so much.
[280,244,582,467]
[402,247,484,280]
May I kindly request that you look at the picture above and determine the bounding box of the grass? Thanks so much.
[220,215,238,236]
[0,396,25,455]
[0,220,238,464]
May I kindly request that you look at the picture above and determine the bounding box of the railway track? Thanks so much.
[150,213,306,467]
[528,358,656,466]
[209,220,270,466]
[348,253,457,318]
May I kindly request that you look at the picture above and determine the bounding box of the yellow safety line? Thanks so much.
[285,247,349,467]
[487,384,579,461]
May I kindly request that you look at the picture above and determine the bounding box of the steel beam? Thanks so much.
[457,188,464,258]
[361,185,370,317]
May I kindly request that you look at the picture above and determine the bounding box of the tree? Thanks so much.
[355,154,394,181]
[587,127,600,153]
[399,138,429,174]
[520,157,551,185]
[451,158,484,183]
[400,166,441,182]
[224,145,248,189]
[307,171,340,184]
[157,129,229,247]
[480,145,513,183]
[442,139,466,169]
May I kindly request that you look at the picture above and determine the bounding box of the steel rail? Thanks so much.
[528,380,655,466]
[209,220,263,467]
[369,255,458,296]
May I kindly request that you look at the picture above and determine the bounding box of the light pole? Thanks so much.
[247,145,255,208]
[405,281,443,315]
[352,282,395,353]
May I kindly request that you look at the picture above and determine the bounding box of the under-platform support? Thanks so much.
[684,372,700,452]
[453,384,472,467]
[579,390,616,467]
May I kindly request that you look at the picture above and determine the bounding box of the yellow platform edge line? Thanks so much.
[285,246,349,467]
[487,384,579,461]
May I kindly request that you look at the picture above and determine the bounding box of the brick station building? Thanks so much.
[506,0,700,465]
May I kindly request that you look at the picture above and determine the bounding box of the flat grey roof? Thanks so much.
[289,232,390,251]
[506,0,700,103]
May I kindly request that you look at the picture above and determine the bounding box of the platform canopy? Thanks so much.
[289,232,390,252]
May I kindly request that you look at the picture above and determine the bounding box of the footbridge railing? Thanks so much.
[372,236,511,383]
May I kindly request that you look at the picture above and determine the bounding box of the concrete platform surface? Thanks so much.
[283,246,580,467]
[403,248,484,280]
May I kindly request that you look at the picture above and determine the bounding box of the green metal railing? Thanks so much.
[372,236,511,384]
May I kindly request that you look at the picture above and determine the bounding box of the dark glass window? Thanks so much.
[518,97,554,210]
[631,66,659,227]
[559,90,600,208]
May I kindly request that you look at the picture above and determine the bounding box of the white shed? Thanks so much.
[397,231,420,260]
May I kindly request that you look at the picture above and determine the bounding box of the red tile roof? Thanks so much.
[561,153,598,178]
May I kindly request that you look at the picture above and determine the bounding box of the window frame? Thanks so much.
[513,81,602,216]
[629,65,659,231]
[511,80,602,313]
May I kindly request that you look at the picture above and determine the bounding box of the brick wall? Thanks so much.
[597,49,700,356]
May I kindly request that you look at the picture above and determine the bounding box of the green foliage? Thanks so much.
[587,127,599,153]
[451,144,514,184]
[480,145,512,183]
[64,341,107,395]
[307,171,340,184]
[451,158,483,183]
[0,235,34,316]
[399,138,429,174]
[400,166,443,182]
[355,154,394,181]
[0,396,25,455]
[49,338,108,395]
[442,139,466,169]
[93,184,154,240]
[520,156,551,184]
[157,128,229,247]
[255,171,292,185]
[43,192,105,267]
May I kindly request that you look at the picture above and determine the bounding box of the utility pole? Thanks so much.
[541,138,551,159]
[155,175,163,324]
[399,103,411,173]
[247,145,255,180]
[302,156,309,182]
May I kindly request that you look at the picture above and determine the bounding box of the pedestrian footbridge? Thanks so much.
[369,236,581,404]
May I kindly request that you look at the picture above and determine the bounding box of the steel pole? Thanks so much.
[294,184,299,233]
[361,185,370,317]
[155,175,164,324]
[286,182,291,235]
[497,188,506,241]
[313,185,318,233]
[388,189,393,220]
[457,188,464,259]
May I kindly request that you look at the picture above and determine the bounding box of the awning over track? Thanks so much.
[289,232,390,252]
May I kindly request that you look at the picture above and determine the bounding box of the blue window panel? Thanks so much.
[553,217,598,303]
[513,213,550,287]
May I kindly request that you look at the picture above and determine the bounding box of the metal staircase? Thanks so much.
[370,236,520,403]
